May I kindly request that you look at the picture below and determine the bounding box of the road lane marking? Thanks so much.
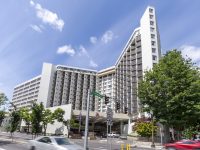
[0,148,6,150]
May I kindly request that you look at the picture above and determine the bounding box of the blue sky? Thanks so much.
[1,0,200,100]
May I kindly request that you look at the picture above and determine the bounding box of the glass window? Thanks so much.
[151,34,155,39]
[149,8,153,13]
[152,48,156,53]
[150,27,155,32]
[150,21,154,25]
[38,137,52,144]
[55,138,72,145]
[150,15,154,19]
[151,41,156,46]
[152,55,157,61]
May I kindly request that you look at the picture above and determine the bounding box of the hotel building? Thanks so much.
[11,6,161,119]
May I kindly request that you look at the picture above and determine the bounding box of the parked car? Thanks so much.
[164,140,200,150]
[107,132,120,138]
[120,134,127,140]
[29,136,83,150]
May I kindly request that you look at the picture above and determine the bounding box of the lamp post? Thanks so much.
[151,112,155,148]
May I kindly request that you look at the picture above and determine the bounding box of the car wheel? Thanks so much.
[30,146,36,150]
[167,147,176,150]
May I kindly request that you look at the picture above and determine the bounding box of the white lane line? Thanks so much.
[0,148,6,150]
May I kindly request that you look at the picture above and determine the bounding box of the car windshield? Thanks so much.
[55,138,72,145]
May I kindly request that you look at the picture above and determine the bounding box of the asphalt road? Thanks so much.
[0,132,154,150]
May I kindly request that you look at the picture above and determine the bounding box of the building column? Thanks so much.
[128,117,132,134]
[120,121,124,135]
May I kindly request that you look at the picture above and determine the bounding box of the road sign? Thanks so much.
[107,107,113,123]
[91,91,104,98]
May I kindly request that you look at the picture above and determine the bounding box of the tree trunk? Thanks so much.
[27,123,30,134]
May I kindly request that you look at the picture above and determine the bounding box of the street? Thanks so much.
[0,132,156,150]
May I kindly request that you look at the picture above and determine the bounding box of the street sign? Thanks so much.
[91,91,104,98]
[107,107,113,123]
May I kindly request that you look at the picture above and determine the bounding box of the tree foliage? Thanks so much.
[133,120,157,138]
[10,110,21,133]
[0,93,8,106]
[19,107,32,133]
[0,111,5,126]
[31,102,44,136]
[41,109,54,135]
[138,50,200,130]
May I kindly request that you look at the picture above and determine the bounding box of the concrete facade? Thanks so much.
[96,66,115,112]
[12,76,41,109]
[11,7,161,129]
[115,6,161,117]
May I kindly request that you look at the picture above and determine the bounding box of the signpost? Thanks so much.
[84,90,104,150]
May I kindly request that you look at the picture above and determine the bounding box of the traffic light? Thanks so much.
[124,107,128,114]
[105,95,109,104]
[116,102,120,110]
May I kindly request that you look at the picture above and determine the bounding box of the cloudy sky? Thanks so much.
[0,0,200,99]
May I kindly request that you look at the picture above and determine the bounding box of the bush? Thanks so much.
[133,120,157,138]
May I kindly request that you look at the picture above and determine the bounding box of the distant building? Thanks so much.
[96,66,115,112]
[12,76,41,109]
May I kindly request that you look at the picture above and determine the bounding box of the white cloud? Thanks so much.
[90,36,97,44]
[180,45,200,65]
[30,1,64,31]
[30,24,42,33]
[57,45,75,56]
[30,0,34,6]
[101,30,114,44]
[78,45,89,57]
[89,60,98,68]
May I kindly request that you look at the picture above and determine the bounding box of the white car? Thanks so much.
[29,136,83,150]
[107,133,120,138]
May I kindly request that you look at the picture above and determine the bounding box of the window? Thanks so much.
[152,55,157,61]
[150,21,154,25]
[38,137,52,144]
[151,41,156,46]
[152,48,156,53]
[150,27,155,32]
[151,34,155,39]
[150,14,154,19]
[149,8,153,13]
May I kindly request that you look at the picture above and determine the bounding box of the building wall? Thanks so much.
[115,6,161,116]
[140,6,161,72]
[12,76,41,109]
[46,65,97,111]
[96,66,115,112]
[37,63,56,108]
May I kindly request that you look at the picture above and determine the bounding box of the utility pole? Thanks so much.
[84,89,90,150]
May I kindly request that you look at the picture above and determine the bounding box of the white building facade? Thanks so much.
[12,76,41,109]
[11,6,161,125]
[115,6,161,117]
[96,66,115,112]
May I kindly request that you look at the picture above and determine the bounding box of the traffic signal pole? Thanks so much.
[84,89,90,150]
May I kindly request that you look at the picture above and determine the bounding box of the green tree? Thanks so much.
[10,110,21,141]
[41,109,54,135]
[31,102,44,137]
[0,93,8,106]
[138,50,200,135]
[53,108,65,122]
[0,111,5,126]
[133,120,157,139]
[53,108,78,137]
[19,107,32,133]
